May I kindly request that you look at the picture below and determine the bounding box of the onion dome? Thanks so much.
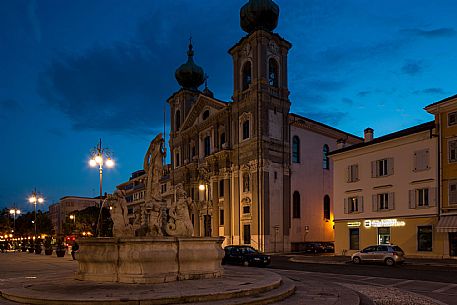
[175,40,205,90]
[240,0,279,34]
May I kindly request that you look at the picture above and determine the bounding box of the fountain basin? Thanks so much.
[76,237,224,284]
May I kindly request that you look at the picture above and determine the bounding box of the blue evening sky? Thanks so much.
[1,0,456,211]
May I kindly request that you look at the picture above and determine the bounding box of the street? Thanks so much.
[268,255,457,305]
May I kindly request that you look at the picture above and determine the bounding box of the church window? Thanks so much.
[242,120,250,140]
[175,110,181,131]
[323,144,330,169]
[324,195,330,220]
[243,173,250,192]
[268,58,279,87]
[204,136,211,156]
[202,110,210,120]
[292,136,300,163]
[242,61,252,91]
[293,191,301,218]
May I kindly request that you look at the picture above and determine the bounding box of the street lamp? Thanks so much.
[199,182,211,237]
[89,138,114,236]
[28,189,44,239]
[9,208,21,234]
[69,214,76,233]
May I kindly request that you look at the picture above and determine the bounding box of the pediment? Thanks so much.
[180,94,227,131]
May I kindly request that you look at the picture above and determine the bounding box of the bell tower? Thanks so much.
[229,0,293,252]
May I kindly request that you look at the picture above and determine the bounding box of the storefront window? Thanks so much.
[417,226,432,251]
[378,227,390,244]
[349,228,359,250]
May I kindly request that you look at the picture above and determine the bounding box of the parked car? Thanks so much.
[302,242,325,254]
[321,242,335,253]
[222,245,271,267]
[351,245,405,266]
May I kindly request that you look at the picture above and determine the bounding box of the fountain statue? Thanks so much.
[76,133,224,284]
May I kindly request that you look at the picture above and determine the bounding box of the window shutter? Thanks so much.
[425,150,430,169]
[354,165,359,181]
[429,187,436,207]
[409,190,416,209]
[344,198,348,214]
[359,196,364,212]
[346,166,351,183]
[371,161,377,178]
[372,194,378,212]
[389,192,395,210]
[387,158,394,175]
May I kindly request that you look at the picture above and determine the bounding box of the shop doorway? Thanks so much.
[449,233,457,257]
[378,227,390,245]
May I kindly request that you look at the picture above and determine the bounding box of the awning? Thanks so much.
[436,216,457,232]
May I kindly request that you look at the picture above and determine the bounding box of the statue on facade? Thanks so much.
[108,190,134,237]
[166,184,194,237]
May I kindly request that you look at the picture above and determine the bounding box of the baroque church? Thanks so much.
[118,0,362,252]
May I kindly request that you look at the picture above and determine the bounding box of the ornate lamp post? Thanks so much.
[89,139,114,236]
[28,189,44,239]
[9,208,21,234]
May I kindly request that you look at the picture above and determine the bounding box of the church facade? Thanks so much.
[166,0,361,252]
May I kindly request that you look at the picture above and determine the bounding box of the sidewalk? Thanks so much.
[283,253,457,267]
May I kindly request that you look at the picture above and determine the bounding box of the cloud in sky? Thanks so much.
[414,88,445,95]
[401,61,422,75]
[400,27,456,38]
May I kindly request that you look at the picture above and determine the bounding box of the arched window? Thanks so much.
[242,61,252,91]
[323,144,330,169]
[202,110,210,120]
[175,110,181,131]
[292,136,300,163]
[323,195,330,220]
[242,120,250,140]
[293,191,300,218]
[268,58,279,87]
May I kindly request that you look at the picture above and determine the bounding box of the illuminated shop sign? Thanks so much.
[364,219,406,228]
[347,222,361,227]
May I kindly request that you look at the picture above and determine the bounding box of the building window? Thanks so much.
[219,209,224,226]
[417,188,429,207]
[449,111,457,126]
[373,193,394,211]
[345,196,363,214]
[243,173,250,192]
[417,226,433,251]
[268,58,279,87]
[191,187,195,201]
[349,228,359,250]
[372,158,394,177]
[243,224,251,244]
[175,110,181,131]
[242,120,250,140]
[243,205,250,214]
[449,181,457,205]
[191,144,196,158]
[414,149,430,171]
[175,151,180,167]
[323,145,330,169]
[219,180,224,197]
[242,61,251,91]
[323,195,330,220]
[449,140,457,163]
[293,191,300,218]
[204,136,211,156]
[202,110,210,120]
[292,136,300,163]
[347,164,359,182]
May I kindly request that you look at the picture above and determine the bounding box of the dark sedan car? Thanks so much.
[222,245,271,267]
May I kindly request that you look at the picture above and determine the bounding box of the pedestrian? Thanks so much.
[71,242,79,260]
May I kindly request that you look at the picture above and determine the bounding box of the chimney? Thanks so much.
[364,128,374,142]
[336,139,346,149]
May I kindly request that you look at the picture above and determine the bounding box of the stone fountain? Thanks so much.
[76,134,224,284]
